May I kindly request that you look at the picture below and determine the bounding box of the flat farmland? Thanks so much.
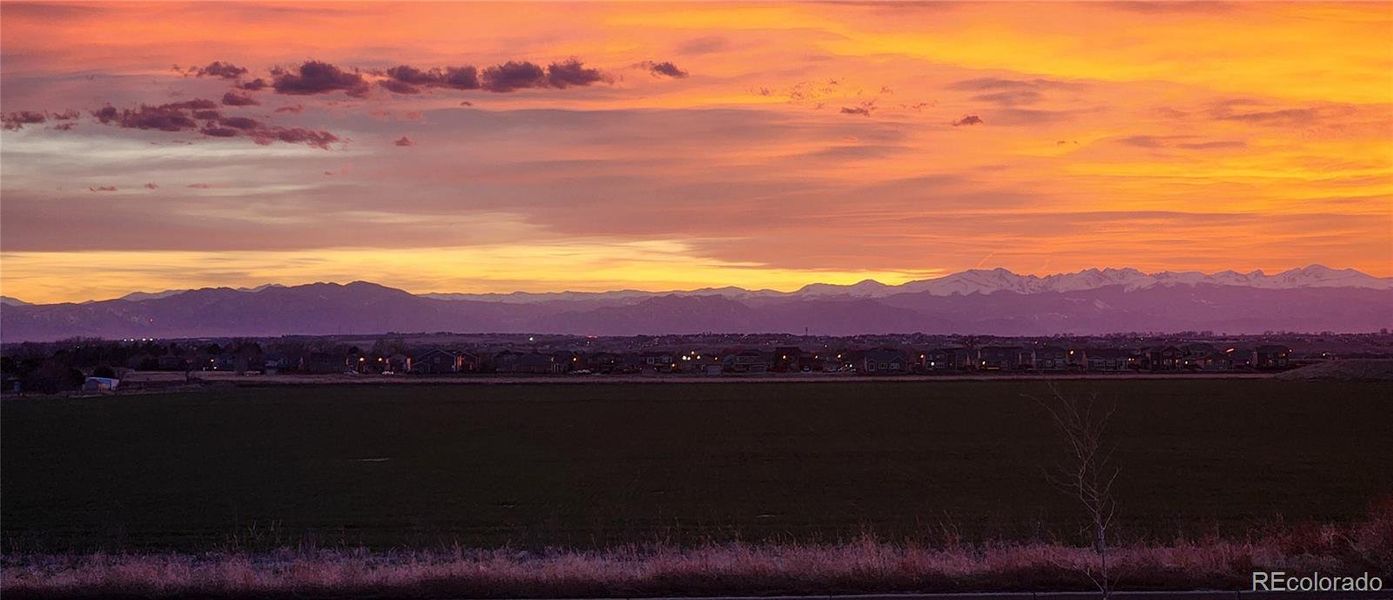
[2,380,1390,552]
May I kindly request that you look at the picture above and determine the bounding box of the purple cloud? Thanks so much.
[2,111,48,130]
[642,61,689,78]
[88,99,335,149]
[193,61,248,79]
[394,135,414,147]
[217,116,261,130]
[952,115,984,127]
[441,66,480,90]
[840,100,876,117]
[92,103,199,131]
[249,127,339,149]
[271,61,369,96]
[221,91,259,106]
[383,64,480,90]
[546,59,604,88]
[385,65,437,85]
[481,61,547,92]
[2,109,80,130]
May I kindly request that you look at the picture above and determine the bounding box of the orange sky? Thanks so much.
[1,1,1390,303]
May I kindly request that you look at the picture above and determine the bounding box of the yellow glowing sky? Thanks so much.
[1,1,1390,303]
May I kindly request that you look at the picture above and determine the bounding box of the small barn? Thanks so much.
[82,377,120,393]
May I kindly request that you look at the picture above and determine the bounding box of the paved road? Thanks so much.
[174,371,1277,386]
[524,592,1389,600]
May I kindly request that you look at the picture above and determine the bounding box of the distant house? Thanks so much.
[263,353,288,375]
[772,346,803,372]
[359,355,390,374]
[1033,346,1070,371]
[495,351,557,374]
[301,352,345,374]
[552,351,584,373]
[382,353,410,373]
[978,346,1029,371]
[345,349,370,373]
[457,351,482,373]
[639,351,676,373]
[1144,346,1183,371]
[490,350,519,373]
[586,352,625,374]
[200,354,238,371]
[232,352,265,374]
[1225,346,1254,370]
[1066,347,1089,370]
[1084,348,1129,372]
[857,348,906,374]
[920,347,972,371]
[1180,343,1223,371]
[410,349,468,374]
[82,377,119,393]
[725,349,770,373]
[803,352,842,373]
[685,352,725,375]
[1254,345,1292,370]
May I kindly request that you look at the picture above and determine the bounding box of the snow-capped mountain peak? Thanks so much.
[826,265,1391,298]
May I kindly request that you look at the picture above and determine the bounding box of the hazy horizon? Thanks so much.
[2,263,1389,305]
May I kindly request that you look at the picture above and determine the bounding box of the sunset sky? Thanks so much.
[1,1,1390,303]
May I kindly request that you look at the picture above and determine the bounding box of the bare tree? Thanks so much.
[1029,383,1120,598]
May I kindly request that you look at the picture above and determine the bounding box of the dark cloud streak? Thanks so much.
[971,90,1043,106]
[641,61,689,78]
[1117,135,1246,150]
[249,127,339,149]
[87,99,336,149]
[949,77,1080,91]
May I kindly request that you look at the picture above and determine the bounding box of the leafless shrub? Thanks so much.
[1028,383,1120,597]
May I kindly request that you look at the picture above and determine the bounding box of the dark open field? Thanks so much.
[3,380,1390,552]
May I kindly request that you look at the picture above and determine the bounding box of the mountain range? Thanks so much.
[1,265,1389,341]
